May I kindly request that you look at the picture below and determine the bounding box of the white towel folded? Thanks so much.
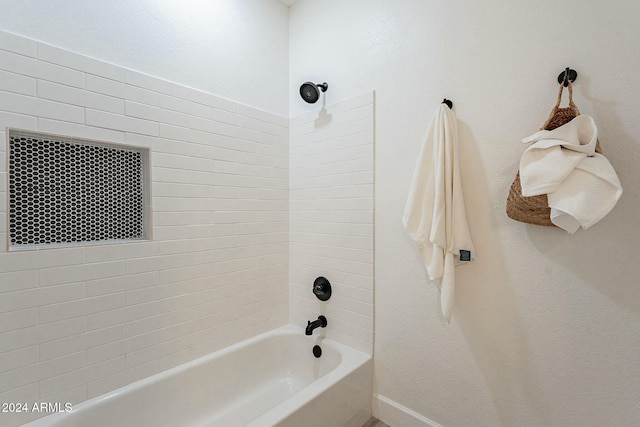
[403,104,474,323]
[519,115,622,233]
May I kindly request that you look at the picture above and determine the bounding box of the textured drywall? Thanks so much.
[290,1,640,426]
[0,0,289,116]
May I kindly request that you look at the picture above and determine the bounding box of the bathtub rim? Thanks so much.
[22,324,372,427]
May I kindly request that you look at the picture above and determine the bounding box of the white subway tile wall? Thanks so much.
[0,31,289,426]
[289,92,374,354]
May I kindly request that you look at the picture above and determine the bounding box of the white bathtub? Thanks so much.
[23,325,372,427]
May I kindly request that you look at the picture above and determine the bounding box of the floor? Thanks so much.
[362,417,391,427]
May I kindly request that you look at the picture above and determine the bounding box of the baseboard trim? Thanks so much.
[373,394,445,427]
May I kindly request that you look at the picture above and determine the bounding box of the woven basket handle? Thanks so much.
[540,81,602,153]
[555,80,578,110]
[542,81,580,129]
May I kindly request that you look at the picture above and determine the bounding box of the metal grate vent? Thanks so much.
[7,130,151,250]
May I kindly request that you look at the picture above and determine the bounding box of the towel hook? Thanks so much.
[442,98,453,109]
[557,67,577,87]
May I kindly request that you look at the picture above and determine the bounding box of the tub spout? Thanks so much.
[305,315,327,335]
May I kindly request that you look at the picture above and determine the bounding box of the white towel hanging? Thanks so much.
[403,103,474,323]
[519,115,623,233]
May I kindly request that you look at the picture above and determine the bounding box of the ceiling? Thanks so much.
[279,0,298,6]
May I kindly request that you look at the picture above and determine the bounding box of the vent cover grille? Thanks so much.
[8,130,150,249]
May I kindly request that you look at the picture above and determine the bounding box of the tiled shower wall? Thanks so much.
[289,93,374,354]
[0,31,288,426]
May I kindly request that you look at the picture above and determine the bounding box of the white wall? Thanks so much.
[0,0,289,116]
[1,1,639,426]
[0,3,290,425]
[289,92,374,354]
[0,29,289,426]
[290,1,640,426]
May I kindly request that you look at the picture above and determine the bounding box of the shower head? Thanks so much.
[299,81,328,104]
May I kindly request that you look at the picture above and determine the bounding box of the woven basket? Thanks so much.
[506,82,602,226]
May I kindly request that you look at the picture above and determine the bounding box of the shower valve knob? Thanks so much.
[312,277,332,301]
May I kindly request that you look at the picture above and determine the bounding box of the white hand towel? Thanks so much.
[519,115,622,233]
[519,115,598,197]
[403,104,474,322]
[548,154,622,233]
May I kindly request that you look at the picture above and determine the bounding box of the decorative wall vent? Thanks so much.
[7,130,151,250]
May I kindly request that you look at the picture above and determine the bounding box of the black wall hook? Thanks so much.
[557,67,577,87]
[442,98,453,109]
